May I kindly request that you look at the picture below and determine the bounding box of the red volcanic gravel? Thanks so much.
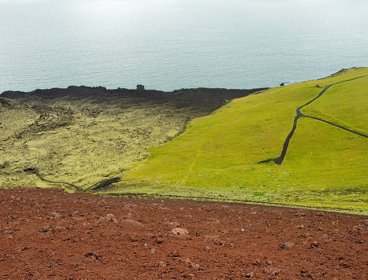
[0,188,367,279]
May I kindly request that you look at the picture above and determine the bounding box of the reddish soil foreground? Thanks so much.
[0,189,367,280]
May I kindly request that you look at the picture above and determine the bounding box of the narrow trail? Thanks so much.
[23,167,121,192]
[184,138,207,185]
[259,75,368,165]
[87,177,121,191]
[24,168,82,192]
[304,115,368,139]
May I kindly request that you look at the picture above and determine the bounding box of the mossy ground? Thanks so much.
[0,87,254,190]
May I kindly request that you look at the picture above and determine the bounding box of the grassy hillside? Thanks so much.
[113,68,368,214]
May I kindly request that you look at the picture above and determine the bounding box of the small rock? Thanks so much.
[167,221,180,228]
[244,271,254,278]
[264,267,281,276]
[39,226,51,233]
[340,262,351,268]
[279,241,295,249]
[50,212,62,219]
[155,237,164,244]
[127,235,139,242]
[84,251,101,261]
[300,270,312,278]
[122,219,143,227]
[158,261,167,267]
[253,259,262,266]
[97,213,118,224]
[168,251,180,258]
[172,227,189,237]
[182,257,200,270]
[310,241,320,248]
[182,273,195,279]
[295,212,306,217]
[206,235,226,246]
[105,213,118,223]
[55,226,67,232]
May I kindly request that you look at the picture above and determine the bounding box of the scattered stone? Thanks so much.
[127,235,139,242]
[295,212,306,217]
[98,213,118,224]
[155,237,164,244]
[279,241,295,249]
[158,261,167,267]
[204,246,211,252]
[300,270,313,278]
[172,227,189,237]
[39,226,51,233]
[1,188,367,278]
[183,273,195,279]
[244,271,254,278]
[264,267,281,276]
[54,226,67,232]
[310,241,320,248]
[122,219,143,227]
[84,251,101,261]
[206,235,226,246]
[340,262,351,268]
[168,251,180,258]
[253,259,262,266]
[50,212,62,219]
[182,257,200,270]
[167,221,180,228]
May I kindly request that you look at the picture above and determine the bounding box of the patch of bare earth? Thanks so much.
[0,189,367,279]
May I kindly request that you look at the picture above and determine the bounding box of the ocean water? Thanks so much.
[0,0,368,92]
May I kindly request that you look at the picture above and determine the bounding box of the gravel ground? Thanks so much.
[0,188,367,279]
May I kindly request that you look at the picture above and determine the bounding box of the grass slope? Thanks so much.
[113,68,368,214]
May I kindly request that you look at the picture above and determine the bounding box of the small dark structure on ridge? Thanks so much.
[137,84,145,92]
[280,82,285,87]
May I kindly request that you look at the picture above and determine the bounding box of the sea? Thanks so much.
[0,0,368,92]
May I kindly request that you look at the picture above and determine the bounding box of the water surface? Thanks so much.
[0,0,368,91]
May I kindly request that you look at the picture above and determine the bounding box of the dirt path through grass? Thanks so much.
[260,75,368,165]
[23,167,123,192]
[303,115,368,138]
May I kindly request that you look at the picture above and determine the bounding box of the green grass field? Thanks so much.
[109,68,368,214]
